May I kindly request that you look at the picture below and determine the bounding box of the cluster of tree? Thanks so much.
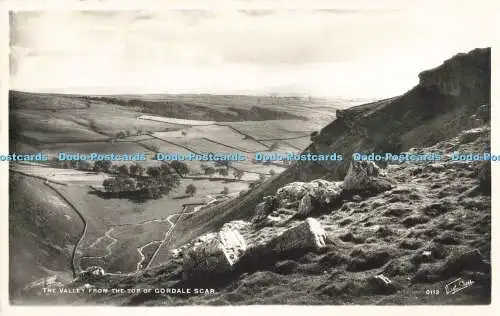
[199,161,245,179]
[49,155,190,180]
[115,129,144,139]
[50,158,94,171]
[102,162,181,199]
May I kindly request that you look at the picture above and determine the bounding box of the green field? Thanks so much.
[9,90,350,289]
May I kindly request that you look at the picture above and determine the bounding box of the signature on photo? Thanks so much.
[444,278,475,295]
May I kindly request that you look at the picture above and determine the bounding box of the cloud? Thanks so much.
[9,3,496,97]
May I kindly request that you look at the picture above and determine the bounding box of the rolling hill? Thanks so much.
[9,47,491,306]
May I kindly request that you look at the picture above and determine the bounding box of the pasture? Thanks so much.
[9,90,344,282]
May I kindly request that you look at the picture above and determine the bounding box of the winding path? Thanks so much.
[11,115,313,280]
[10,169,218,279]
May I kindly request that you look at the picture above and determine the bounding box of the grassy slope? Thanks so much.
[9,174,84,299]
[166,48,491,254]
[57,125,491,306]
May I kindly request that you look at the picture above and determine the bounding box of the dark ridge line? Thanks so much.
[43,182,87,278]
[146,133,290,176]
[257,135,311,142]
[201,137,266,154]
[137,116,212,128]
[143,134,267,176]
[36,136,155,147]
[145,205,189,269]
[68,118,112,139]
[215,122,311,145]
[9,169,68,186]
[213,123,270,148]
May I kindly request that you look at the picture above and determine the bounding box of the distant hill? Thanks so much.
[9,91,308,122]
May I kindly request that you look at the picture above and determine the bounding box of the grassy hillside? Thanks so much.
[9,173,84,300]
[169,47,491,246]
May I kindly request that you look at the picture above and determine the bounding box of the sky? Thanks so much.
[9,1,497,98]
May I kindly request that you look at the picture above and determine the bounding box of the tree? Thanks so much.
[109,164,118,174]
[50,157,59,167]
[103,178,116,193]
[129,163,145,177]
[215,160,231,168]
[233,169,244,180]
[199,163,209,171]
[89,120,98,131]
[269,169,276,176]
[126,130,131,137]
[122,178,136,191]
[117,164,129,177]
[146,166,161,178]
[185,184,197,196]
[221,187,229,195]
[170,161,190,176]
[94,160,112,173]
[116,131,126,139]
[78,161,93,171]
[218,168,229,177]
[204,167,216,176]
[269,142,279,151]
[181,130,187,136]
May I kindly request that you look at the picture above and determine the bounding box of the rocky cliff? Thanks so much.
[162,48,491,249]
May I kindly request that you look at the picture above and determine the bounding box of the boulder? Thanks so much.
[459,128,485,144]
[221,220,251,233]
[276,179,343,207]
[251,195,278,224]
[476,104,490,122]
[298,194,313,216]
[78,266,106,283]
[343,160,393,194]
[272,218,327,254]
[367,274,398,295]
[182,229,247,280]
[266,208,299,226]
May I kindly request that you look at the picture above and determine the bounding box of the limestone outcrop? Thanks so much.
[343,160,393,194]
[79,266,106,282]
[271,218,327,253]
[276,179,343,207]
[182,229,247,280]
[251,195,278,224]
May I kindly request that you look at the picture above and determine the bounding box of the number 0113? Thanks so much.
[425,289,440,295]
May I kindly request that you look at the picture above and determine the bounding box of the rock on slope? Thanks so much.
[162,47,491,253]
[51,123,490,305]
